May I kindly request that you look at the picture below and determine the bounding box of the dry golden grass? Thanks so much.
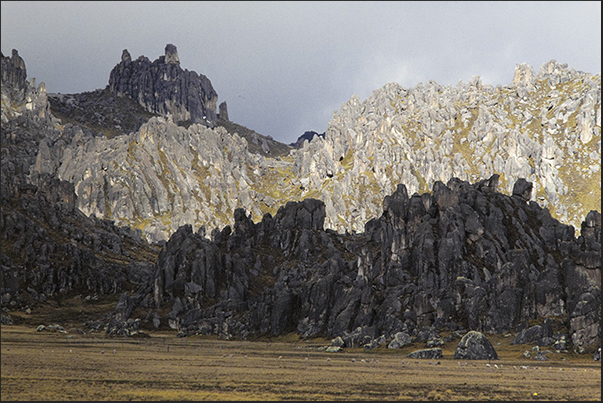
[1,325,600,401]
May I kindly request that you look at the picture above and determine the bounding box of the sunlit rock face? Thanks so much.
[291,61,601,235]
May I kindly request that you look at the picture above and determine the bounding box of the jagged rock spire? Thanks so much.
[1,49,27,90]
[164,43,179,65]
[218,101,229,121]
[108,44,217,124]
[121,49,131,63]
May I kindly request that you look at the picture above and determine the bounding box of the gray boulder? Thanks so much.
[408,348,442,359]
[331,336,344,347]
[511,321,554,346]
[454,331,498,360]
[552,334,569,351]
[534,350,552,361]
[388,331,412,349]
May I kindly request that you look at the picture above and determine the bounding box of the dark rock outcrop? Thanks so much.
[108,44,218,125]
[106,175,600,354]
[511,320,555,346]
[453,330,498,360]
[218,101,229,121]
[1,48,160,314]
[47,88,159,139]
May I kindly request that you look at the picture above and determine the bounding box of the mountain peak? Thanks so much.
[108,44,218,125]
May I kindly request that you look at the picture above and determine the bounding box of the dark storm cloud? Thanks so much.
[2,1,601,144]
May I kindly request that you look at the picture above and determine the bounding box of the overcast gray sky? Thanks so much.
[2,1,601,144]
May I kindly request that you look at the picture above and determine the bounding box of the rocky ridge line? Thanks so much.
[33,52,600,242]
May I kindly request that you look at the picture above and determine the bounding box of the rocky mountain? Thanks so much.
[1,46,600,354]
[1,50,160,319]
[106,175,600,353]
[291,62,601,234]
[31,46,600,244]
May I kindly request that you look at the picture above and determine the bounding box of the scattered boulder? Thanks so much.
[388,331,412,349]
[534,350,552,361]
[552,335,569,352]
[35,324,67,333]
[408,348,443,359]
[512,321,554,346]
[453,331,498,360]
[1,314,13,325]
[331,336,344,348]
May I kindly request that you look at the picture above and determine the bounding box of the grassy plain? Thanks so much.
[1,324,600,401]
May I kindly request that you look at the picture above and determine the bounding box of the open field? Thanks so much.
[1,324,600,401]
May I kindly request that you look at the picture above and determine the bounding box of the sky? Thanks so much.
[2,1,601,145]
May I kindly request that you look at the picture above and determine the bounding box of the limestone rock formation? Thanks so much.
[291,61,601,233]
[32,46,601,244]
[1,49,50,125]
[2,48,600,353]
[33,115,286,242]
[1,49,27,93]
[218,101,229,121]
[108,44,218,125]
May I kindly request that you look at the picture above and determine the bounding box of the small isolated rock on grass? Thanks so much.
[453,331,498,360]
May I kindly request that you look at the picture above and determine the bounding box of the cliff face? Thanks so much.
[108,175,601,351]
[108,44,218,125]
